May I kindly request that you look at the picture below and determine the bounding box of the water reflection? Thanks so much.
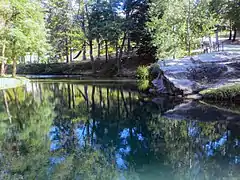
[0,81,239,179]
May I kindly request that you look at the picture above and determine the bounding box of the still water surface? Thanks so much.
[0,80,239,180]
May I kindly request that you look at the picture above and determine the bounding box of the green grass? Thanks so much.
[200,84,240,101]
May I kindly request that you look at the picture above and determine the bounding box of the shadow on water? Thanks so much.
[0,80,239,179]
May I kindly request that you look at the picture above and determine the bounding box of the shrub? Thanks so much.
[137,79,149,91]
[136,65,149,80]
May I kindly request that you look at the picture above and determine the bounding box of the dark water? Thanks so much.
[0,80,239,180]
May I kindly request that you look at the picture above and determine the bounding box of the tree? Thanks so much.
[0,0,11,76]
[0,0,48,77]
[210,0,240,41]
[226,0,240,41]
[47,0,73,63]
[148,0,218,59]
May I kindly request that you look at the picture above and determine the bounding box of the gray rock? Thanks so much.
[157,51,240,94]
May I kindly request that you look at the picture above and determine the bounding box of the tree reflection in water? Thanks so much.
[0,81,239,179]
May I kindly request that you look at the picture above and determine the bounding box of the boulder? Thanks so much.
[157,50,240,94]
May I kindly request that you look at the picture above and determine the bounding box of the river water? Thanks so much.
[0,80,239,179]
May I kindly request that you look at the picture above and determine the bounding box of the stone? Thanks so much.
[157,49,240,95]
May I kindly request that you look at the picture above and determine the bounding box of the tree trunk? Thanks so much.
[83,42,87,60]
[233,27,237,42]
[81,5,87,61]
[127,36,131,55]
[1,61,5,76]
[97,39,101,59]
[89,40,95,73]
[115,41,118,60]
[229,29,232,40]
[37,53,40,63]
[70,37,73,62]
[66,37,69,63]
[229,21,232,40]
[12,57,17,77]
[105,40,108,62]
[117,33,126,74]
[30,53,32,63]
[70,48,73,62]
[1,43,6,76]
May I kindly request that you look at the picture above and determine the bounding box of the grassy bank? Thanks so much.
[0,77,29,90]
[6,55,154,77]
[200,84,240,101]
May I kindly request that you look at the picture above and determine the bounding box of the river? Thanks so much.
[0,80,239,179]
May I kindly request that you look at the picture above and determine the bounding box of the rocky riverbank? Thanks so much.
[151,45,240,98]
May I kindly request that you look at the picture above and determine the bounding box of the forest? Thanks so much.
[0,0,239,77]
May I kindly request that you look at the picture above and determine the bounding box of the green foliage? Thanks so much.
[46,0,85,62]
[0,0,48,76]
[211,0,240,30]
[148,0,218,59]
[137,79,149,90]
[200,83,240,100]
[136,65,149,79]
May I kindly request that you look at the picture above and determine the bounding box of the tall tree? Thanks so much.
[0,0,11,76]
[0,0,48,77]
[148,0,218,59]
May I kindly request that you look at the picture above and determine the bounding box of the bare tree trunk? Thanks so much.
[105,40,108,62]
[117,33,126,74]
[229,21,232,40]
[229,29,232,40]
[37,53,40,63]
[83,42,87,60]
[81,4,87,61]
[233,27,237,42]
[97,39,101,59]
[70,37,73,62]
[66,37,69,63]
[1,60,5,76]
[70,48,73,62]
[30,53,32,63]
[115,41,118,60]
[12,57,17,77]
[127,36,131,55]
[187,0,191,56]
[89,40,95,73]
[1,43,6,76]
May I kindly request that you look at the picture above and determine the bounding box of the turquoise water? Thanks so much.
[0,81,239,179]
